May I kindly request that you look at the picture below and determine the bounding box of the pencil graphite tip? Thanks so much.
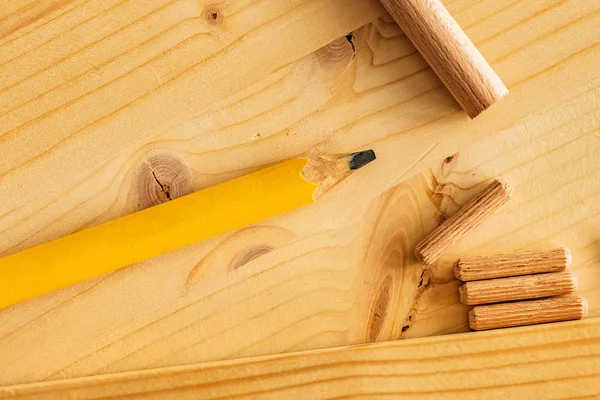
[349,150,376,170]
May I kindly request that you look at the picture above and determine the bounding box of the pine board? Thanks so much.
[1,318,599,399]
[1,0,600,387]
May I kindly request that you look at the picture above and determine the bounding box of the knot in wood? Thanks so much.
[315,31,359,69]
[133,155,191,210]
[204,6,224,25]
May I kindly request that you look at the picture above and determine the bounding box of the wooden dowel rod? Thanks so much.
[469,295,588,331]
[459,271,577,306]
[379,0,508,118]
[414,179,512,265]
[454,248,571,281]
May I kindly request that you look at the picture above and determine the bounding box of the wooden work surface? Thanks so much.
[1,0,600,387]
[1,318,599,399]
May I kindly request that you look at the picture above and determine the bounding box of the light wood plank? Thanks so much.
[0,0,79,40]
[1,318,599,399]
[1,0,600,388]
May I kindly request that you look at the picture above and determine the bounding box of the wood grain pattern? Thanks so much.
[469,295,588,330]
[0,0,79,39]
[380,0,508,118]
[1,317,600,399]
[459,271,578,305]
[1,0,600,388]
[454,247,572,281]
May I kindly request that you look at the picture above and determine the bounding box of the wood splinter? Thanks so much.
[459,271,578,305]
[454,247,571,281]
[469,295,588,331]
[414,179,512,265]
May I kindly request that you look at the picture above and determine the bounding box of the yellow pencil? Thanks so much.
[0,150,376,309]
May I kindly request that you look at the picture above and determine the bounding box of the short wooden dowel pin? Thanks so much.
[414,179,512,265]
[469,295,588,331]
[454,247,571,281]
[459,271,577,305]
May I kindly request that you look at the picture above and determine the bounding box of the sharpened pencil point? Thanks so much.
[349,150,376,170]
